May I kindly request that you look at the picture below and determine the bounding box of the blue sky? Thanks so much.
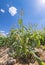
[0,0,45,34]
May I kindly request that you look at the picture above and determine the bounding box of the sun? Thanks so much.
[40,0,45,4]
[39,0,45,5]
[37,0,45,8]
[35,0,45,12]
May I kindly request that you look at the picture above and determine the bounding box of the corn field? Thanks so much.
[0,19,45,65]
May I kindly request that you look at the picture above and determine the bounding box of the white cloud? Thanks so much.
[8,6,17,16]
[0,31,5,33]
[0,9,5,13]
[0,31,8,37]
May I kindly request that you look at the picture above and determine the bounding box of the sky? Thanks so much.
[0,0,45,35]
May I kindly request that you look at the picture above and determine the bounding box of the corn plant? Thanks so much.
[0,17,45,65]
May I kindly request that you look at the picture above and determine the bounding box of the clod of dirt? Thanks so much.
[7,58,16,65]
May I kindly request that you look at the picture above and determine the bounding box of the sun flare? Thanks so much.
[39,0,45,6]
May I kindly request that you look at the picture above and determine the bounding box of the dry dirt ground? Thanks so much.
[0,47,45,65]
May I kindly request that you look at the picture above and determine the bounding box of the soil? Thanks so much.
[0,46,45,65]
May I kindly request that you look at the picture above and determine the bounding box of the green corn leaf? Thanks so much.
[18,19,23,25]
[40,61,45,65]
[38,61,45,65]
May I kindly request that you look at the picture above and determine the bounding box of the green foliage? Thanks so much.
[0,36,7,47]
[18,19,23,27]
[0,18,45,64]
